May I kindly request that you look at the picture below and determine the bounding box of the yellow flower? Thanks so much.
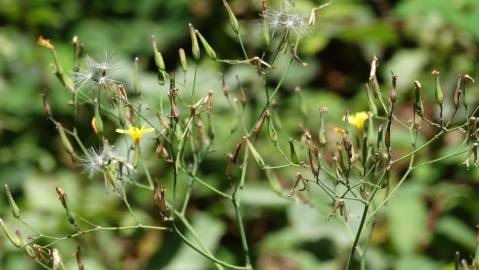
[116,125,155,144]
[345,111,369,130]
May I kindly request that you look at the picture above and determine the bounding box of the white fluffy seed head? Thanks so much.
[72,52,120,91]
[79,144,121,178]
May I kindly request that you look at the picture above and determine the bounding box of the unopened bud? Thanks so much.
[55,187,77,226]
[288,138,300,164]
[223,0,239,33]
[319,107,328,147]
[0,219,22,248]
[390,73,398,104]
[4,184,20,218]
[253,111,269,138]
[153,183,168,220]
[56,122,75,156]
[453,75,463,109]
[133,57,141,95]
[413,80,424,117]
[268,115,278,144]
[189,23,201,60]
[178,48,188,72]
[195,30,217,60]
[245,137,265,167]
[431,70,443,106]
[308,149,319,177]
[463,74,474,110]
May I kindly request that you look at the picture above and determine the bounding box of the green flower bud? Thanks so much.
[189,23,201,60]
[195,29,217,60]
[432,70,443,106]
[223,0,239,33]
[4,184,20,218]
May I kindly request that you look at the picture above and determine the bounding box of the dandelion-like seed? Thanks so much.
[79,143,119,178]
[262,0,311,34]
[72,52,120,91]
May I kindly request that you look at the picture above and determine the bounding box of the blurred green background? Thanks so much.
[2,0,479,269]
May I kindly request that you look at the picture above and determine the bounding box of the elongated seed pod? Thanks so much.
[432,70,443,106]
[178,48,188,72]
[289,138,299,164]
[223,0,239,33]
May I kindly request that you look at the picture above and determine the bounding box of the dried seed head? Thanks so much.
[413,80,424,117]
[153,184,168,220]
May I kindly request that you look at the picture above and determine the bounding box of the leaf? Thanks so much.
[436,216,476,251]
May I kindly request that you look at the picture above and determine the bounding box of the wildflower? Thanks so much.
[345,112,369,130]
[79,144,119,178]
[115,125,155,145]
[72,53,120,91]
[262,0,311,34]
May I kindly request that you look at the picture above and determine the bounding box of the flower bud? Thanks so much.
[463,74,474,110]
[223,0,239,33]
[4,184,20,218]
[432,70,443,106]
[195,29,217,60]
[319,107,328,147]
[133,57,141,95]
[288,138,300,164]
[268,115,278,144]
[453,75,463,109]
[0,219,22,248]
[92,99,103,135]
[178,48,188,73]
[413,80,424,117]
[189,23,201,60]
[56,187,77,226]
[245,137,265,167]
[56,122,75,156]
[253,111,269,138]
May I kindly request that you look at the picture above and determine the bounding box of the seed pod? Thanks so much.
[221,73,229,97]
[432,70,443,106]
[178,48,188,72]
[232,142,243,163]
[369,56,381,97]
[245,137,265,167]
[390,74,398,104]
[253,111,269,138]
[153,183,168,220]
[308,7,317,27]
[195,30,217,60]
[0,218,22,248]
[453,75,462,109]
[308,149,319,177]
[289,138,300,164]
[413,80,424,117]
[319,107,328,147]
[288,172,307,197]
[376,124,384,149]
[226,153,235,177]
[188,23,201,60]
[236,75,246,107]
[342,135,353,161]
[338,199,347,222]
[56,122,75,156]
[4,184,20,218]
[223,0,239,33]
[365,83,378,115]
[132,57,141,95]
[155,139,170,160]
[207,113,215,141]
[55,187,77,226]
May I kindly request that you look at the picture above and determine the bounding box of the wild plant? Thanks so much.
[2,0,479,269]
